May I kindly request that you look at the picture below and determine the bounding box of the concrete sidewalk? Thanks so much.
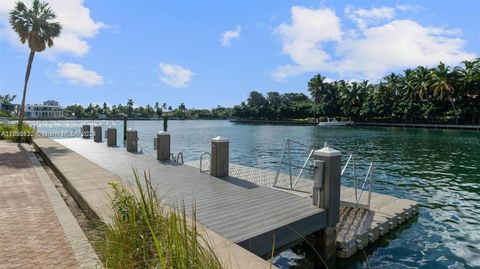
[0,141,100,268]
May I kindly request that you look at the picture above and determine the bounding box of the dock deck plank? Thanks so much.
[52,138,327,257]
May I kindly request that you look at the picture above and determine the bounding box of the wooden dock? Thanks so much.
[187,160,419,258]
[51,138,327,257]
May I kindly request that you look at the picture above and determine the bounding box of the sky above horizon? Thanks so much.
[1,0,479,109]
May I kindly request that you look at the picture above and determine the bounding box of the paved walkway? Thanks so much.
[0,141,100,268]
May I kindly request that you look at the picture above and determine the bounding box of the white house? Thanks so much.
[25,100,64,119]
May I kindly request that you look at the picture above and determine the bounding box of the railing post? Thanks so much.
[107,128,117,147]
[126,129,138,152]
[156,131,170,161]
[313,146,342,269]
[93,126,102,142]
[81,125,90,139]
[211,136,229,177]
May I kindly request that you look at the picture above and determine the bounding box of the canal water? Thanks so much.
[29,120,480,269]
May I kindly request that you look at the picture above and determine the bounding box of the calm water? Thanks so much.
[28,120,480,269]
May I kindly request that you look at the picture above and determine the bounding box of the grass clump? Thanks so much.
[99,171,223,269]
[0,123,35,143]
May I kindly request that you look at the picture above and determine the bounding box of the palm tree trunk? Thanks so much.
[17,49,35,132]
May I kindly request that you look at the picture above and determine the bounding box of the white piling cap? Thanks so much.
[127,128,137,132]
[314,147,341,157]
[157,131,170,136]
[212,136,229,142]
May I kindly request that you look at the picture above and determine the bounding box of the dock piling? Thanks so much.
[81,125,90,139]
[93,126,102,142]
[156,131,170,161]
[211,136,229,177]
[107,128,117,147]
[123,117,127,145]
[126,129,138,152]
[313,146,342,269]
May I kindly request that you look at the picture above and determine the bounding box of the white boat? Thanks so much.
[318,118,353,126]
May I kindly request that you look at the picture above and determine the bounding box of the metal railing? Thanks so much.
[273,139,314,193]
[199,152,211,173]
[273,138,376,209]
[341,152,375,209]
[169,152,184,163]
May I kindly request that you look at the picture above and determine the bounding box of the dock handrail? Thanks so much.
[341,152,375,209]
[168,152,185,163]
[199,152,211,173]
[177,152,184,163]
[273,138,314,193]
[274,138,376,209]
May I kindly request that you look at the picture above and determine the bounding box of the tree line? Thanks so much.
[63,100,231,120]
[232,59,480,124]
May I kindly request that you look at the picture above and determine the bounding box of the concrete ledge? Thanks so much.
[25,143,102,268]
[33,137,117,224]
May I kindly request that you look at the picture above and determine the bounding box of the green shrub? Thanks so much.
[99,171,222,269]
[0,111,11,117]
[0,123,35,143]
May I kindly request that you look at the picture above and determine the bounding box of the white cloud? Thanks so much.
[273,5,477,81]
[273,6,341,81]
[336,20,475,79]
[0,0,105,57]
[395,4,424,12]
[221,25,242,47]
[56,63,104,86]
[158,63,194,88]
[345,5,395,30]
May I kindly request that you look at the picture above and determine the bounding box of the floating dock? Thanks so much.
[186,160,419,258]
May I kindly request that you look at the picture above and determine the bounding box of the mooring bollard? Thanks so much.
[211,136,229,177]
[82,125,90,139]
[107,128,117,147]
[312,146,341,269]
[93,126,102,142]
[156,131,170,161]
[126,129,138,152]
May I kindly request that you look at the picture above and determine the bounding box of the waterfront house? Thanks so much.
[25,100,64,119]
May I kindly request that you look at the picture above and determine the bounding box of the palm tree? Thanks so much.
[429,62,456,101]
[9,0,61,131]
[412,66,431,101]
[429,62,459,123]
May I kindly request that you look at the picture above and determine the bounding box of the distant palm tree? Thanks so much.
[412,66,431,101]
[9,0,61,131]
[429,62,456,102]
[429,62,458,122]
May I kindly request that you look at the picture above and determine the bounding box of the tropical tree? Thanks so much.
[429,62,459,122]
[0,94,16,104]
[9,0,62,131]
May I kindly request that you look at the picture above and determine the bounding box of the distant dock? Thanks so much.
[230,119,317,126]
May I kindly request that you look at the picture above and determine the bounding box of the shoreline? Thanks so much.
[229,119,317,126]
[353,122,480,131]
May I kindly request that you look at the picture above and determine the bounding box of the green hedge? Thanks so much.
[0,123,35,143]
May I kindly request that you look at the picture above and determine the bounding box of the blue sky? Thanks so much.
[1,0,479,109]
